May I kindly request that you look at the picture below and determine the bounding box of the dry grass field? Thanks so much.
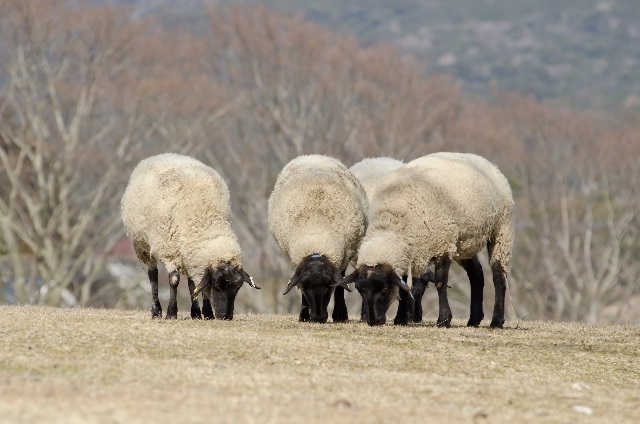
[0,306,638,423]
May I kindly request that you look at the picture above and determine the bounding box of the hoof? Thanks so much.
[332,310,349,323]
[151,306,162,319]
[299,308,311,322]
[191,306,203,320]
[437,314,452,328]
[393,317,408,326]
[490,319,504,329]
[202,300,214,320]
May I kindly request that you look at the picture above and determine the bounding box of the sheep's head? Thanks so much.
[337,264,409,326]
[283,254,344,323]
[193,263,260,320]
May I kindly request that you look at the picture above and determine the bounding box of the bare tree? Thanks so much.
[0,0,149,305]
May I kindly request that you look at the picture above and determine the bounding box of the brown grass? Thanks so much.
[0,306,638,423]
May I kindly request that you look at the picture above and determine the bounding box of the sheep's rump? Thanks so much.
[361,152,514,274]
[121,153,241,276]
[268,155,368,270]
[349,157,404,201]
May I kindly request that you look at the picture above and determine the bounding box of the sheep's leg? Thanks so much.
[187,278,202,319]
[148,266,162,319]
[490,263,507,329]
[202,295,214,320]
[360,298,368,322]
[408,278,428,323]
[332,287,348,322]
[165,271,180,320]
[299,293,311,322]
[435,258,452,327]
[332,269,348,322]
[393,274,410,325]
[460,256,484,327]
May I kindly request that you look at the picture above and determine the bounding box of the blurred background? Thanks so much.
[1,0,638,324]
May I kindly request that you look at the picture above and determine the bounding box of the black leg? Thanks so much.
[490,263,507,329]
[165,271,179,319]
[360,298,368,322]
[460,256,485,327]
[394,283,409,326]
[202,295,214,319]
[408,278,428,323]
[148,267,162,319]
[187,278,202,319]
[299,293,310,322]
[435,258,452,328]
[332,286,348,322]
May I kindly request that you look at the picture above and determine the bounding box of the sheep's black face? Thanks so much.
[284,255,340,323]
[194,264,260,320]
[342,264,410,326]
[210,269,244,320]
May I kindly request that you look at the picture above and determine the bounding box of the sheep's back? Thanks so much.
[121,153,235,264]
[349,157,404,201]
[362,167,457,272]
[405,152,514,258]
[268,155,368,269]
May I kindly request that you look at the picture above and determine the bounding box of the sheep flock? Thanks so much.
[121,152,514,328]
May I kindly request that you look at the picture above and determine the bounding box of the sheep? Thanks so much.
[349,157,404,202]
[268,154,368,323]
[349,156,422,322]
[120,153,260,320]
[338,152,514,328]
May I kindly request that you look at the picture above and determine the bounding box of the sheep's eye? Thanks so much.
[381,288,388,294]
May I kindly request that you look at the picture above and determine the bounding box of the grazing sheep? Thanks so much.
[338,152,514,328]
[120,153,260,320]
[349,157,405,322]
[268,154,368,323]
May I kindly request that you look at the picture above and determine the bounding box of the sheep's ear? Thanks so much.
[193,270,212,299]
[282,270,300,295]
[333,269,358,290]
[390,271,411,292]
[241,269,260,289]
[332,268,351,292]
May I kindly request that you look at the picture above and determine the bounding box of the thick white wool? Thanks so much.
[349,157,404,201]
[357,152,514,278]
[121,153,242,282]
[268,155,368,271]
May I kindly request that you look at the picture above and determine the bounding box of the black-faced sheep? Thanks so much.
[268,155,368,323]
[120,153,260,320]
[339,152,514,328]
[350,157,410,323]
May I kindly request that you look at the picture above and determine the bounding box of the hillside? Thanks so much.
[116,0,640,109]
[1,306,638,423]
[255,0,640,109]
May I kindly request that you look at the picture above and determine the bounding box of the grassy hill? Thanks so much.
[1,306,638,423]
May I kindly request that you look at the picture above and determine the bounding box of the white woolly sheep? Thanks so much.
[349,156,431,323]
[339,152,514,328]
[349,157,404,202]
[120,153,259,320]
[268,154,368,323]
